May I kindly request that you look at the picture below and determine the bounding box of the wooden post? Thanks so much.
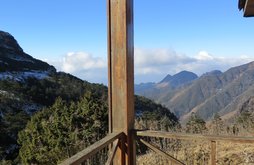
[211,141,216,165]
[107,0,135,164]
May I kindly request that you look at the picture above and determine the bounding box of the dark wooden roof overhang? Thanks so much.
[239,0,254,17]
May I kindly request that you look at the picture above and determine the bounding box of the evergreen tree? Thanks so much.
[237,110,254,133]
[186,113,207,134]
[18,93,108,165]
[211,112,224,135]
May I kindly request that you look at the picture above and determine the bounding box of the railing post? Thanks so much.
[107,0,135,164]
[211,141,216,165]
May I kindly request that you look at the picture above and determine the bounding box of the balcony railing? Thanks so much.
[58,0,253,164]
[59,132,124,165]
[59,130,254,165]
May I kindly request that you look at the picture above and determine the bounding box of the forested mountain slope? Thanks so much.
[0,31,179,163]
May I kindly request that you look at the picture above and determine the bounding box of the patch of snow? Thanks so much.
[0,71,49,82]
[22,103,43,115]
[135,111,143,117]
[0,89,17,100]
[6,144,18,154]
[22,71,49,79]
[0,60,8,65]
[9,55,34,63]
[0,90,8,95]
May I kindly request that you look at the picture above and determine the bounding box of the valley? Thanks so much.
[135,62,254,124]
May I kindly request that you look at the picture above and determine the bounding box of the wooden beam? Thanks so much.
[59,132,124,165]
[106,139,120,165]
[136,130,254,143]
[107,0,135,164]
[138,138,185,165]
[243,0,254,17]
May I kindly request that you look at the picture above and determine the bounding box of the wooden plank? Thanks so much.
[108,0,134,133]
[106,139,120,165]
[107,0,135,164]
[243,0,254,17]
[211,141,216,165]
[59,132,123,165]
[138,138,185,165]
[136,130,254,143]
[107,0,112,135]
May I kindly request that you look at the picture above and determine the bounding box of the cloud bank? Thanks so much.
[47,52,107,84]
[48,49,254,84]
[134,48,254,83]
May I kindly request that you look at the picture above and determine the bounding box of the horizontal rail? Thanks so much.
[136,130,254,143]
[59,132,124,165]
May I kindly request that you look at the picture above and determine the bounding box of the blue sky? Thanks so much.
[1,0,254,84]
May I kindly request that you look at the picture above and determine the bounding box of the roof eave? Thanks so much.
[243,0,254,17]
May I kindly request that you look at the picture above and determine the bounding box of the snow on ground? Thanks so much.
[22,103,43,115]
[0,71,49,82]
[0,89,9,95]
[0,60,9,65]
[9,56,34,63]
[0,89,17,100]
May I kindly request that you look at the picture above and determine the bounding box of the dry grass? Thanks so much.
[137,139,254,165]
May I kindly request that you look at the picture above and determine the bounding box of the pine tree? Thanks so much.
[18,93,108,165]
[211,112,224,135]
[186,113,207,134]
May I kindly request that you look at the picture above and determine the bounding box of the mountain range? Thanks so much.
[135,62,254,123]
[0,30,179,162]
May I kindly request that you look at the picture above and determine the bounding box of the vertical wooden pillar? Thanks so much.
[107,0,135,164]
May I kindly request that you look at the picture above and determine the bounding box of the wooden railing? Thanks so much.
[136,130,254,165]
[59,132,124,165]
[59,130,254,165]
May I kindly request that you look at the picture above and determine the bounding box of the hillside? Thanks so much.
[135,62,254,123]
[135,71,198,103]
[0,31,55,72]
[0,30,179,163]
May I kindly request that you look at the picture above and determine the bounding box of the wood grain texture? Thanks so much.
[243,0,254,17]
[106,139,120,165]
[107,0,135,164]
[136,130,254,143]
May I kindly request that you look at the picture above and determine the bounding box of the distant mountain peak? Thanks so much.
[202,70,222,77]
[159,71,198,88]
[0,30,56,73]
[174,70,197,77]
[160,74,172,83]
[0,30,23,53]
[135,61,254,123]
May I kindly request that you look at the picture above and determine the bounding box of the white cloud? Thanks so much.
[46,49,254,84]
[62,52,106,73]
[195,51,214,60]
[134,48,254,83]
[134,48,196,75]
[46,52,108,84]
[135,48,195,67]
